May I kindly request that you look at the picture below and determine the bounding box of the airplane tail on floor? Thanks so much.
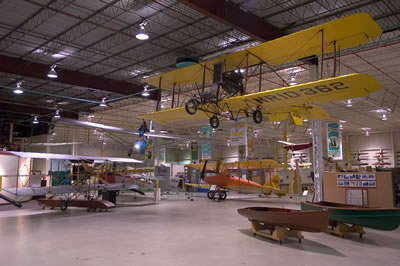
[262,175,286,197]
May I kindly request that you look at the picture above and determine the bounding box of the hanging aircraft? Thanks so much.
[0,151,144,210]
[57,118,225,158]
[277,140,312,151]
[185,159,285,200]
[139,13,382,128]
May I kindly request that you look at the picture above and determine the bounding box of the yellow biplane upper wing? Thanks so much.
[140,73,381,123]
[144,13,381,89]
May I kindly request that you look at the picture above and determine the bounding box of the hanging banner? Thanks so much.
[231,118,247,146]
[191,142,199,161]
[201,127,212,160]
[327,122,343,160]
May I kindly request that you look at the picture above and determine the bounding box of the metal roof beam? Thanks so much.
[176,0,286,42]
[0,55,156,99]
[0,101,78,119]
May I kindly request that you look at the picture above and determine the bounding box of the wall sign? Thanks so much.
[201,127,212,160]
[336,173,376,187]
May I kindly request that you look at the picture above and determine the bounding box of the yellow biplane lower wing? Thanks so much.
[141,73,381,123]
[185,183,211,189]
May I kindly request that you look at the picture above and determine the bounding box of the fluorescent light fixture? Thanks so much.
[303,118,308,122]
[136,22,149,40]
[160,130,168,134]
[47,64,58,78]
[99,97,107,107]
[345,99,352,107]
[54,109,61,118]
[14,81,23,94]
[33,116,39,124]
[141,85,150,96]
[52,53,65,58]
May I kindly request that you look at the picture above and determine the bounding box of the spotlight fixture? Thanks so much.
[47,64,58,78]
[382,113,388,121]
[54,109,61,118]
[288,73,297,85]
[136,21,149,40]
[141,85,150,97]
[33,116,39,124]
[99,97,107,107]
[14,81,23,94]
[345,99,352,107]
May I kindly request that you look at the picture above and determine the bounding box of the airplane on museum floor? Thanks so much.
[185,159,286,200]
[57,117,224,158]
[278,140,312,151]
[0,151,144,210]
[140,13,382,128]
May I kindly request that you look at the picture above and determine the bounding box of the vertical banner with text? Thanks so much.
[327,122,343,160]
[201,127,212,160]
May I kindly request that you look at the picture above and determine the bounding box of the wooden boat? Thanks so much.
[237,207,329,232]
[301,201,400,231]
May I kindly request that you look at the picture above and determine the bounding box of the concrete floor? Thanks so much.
[0,194,399,266]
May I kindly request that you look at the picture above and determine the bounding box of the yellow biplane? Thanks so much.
[185,159,285,200]
[140,13,382,128]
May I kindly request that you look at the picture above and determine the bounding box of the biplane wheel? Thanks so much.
[218,191,227,200]
[60,201,68,211]
[185,99,198,115]
[210,116,219,128]
[253,109,263,124]
[207,191,215,199]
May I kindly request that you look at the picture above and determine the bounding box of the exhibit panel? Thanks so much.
[323,172,395,207]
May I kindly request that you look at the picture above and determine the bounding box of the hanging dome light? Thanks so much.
[14,81,23,94]
[33,116,39,124]
[136,21,149,40]
[47,64,58,78]
[54,109,61,118]
[345,99,352,107]
[141,85,150,97]
[288,73,297,85]
[100,97,107,107]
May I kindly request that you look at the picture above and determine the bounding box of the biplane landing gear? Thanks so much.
[210,116,219,128]
[185,98,198,115]
[207,191,216,199]
[253,109,263,124]
[218,191,227,200]
[60,201,68,211]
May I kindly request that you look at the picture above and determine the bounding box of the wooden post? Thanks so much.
[320,29,324,80]
[201,66,206,94]
[171,83,176,108]
[156,77,162,111]
[244,54,249,94]
[258,62,262,92]
[16,156,20,196]
[333,40,337,77]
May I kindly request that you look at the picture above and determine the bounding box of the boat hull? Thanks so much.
[301,201,400,231]
[238,207,329,232]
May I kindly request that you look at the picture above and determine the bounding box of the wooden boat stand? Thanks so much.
[326,222,365,238]
[249,220,304,244]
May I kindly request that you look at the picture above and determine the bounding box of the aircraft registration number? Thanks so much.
[253,82,349,104]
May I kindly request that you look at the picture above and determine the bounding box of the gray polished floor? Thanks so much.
[0,194,399,266]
